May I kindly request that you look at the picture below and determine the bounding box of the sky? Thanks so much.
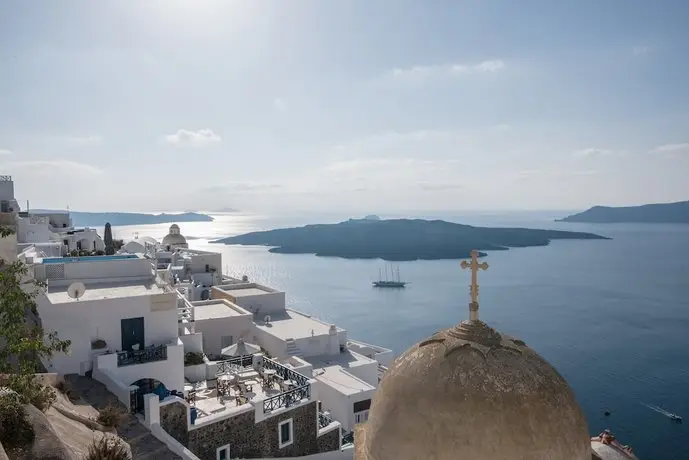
[1,0,688,215]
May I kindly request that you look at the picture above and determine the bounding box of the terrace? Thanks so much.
[184,355,313,423]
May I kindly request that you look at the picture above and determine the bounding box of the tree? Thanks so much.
[104,222,115,255]
[0,225,71,409]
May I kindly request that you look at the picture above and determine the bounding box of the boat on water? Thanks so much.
[644,403,682,423]
[373,265,407,288]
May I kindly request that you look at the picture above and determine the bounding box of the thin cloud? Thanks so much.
[572,148,618,158]
[10,159,104,175]
[416,182,463,191]
[389,59,505,81]
[200,181,282,194]
[164,129,221,145]
[66,135,102,146]
[0,149,11,155]
[517,169,598,179]
[633,45,649,56]
[273,97,287,112]
[324,157,458,174]
[650,143,689,155]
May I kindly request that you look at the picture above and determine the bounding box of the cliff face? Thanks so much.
[558,201,689,223]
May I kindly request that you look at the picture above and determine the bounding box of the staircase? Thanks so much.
[65,375,182,460]
[285,338,304,358]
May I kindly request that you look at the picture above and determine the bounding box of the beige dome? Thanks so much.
[358,320,591,460]
[162,224,187,248]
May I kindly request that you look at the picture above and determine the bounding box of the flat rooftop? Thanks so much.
[221,287,272,297]
[314,365,376,396]
[254,309,344,341]
[193,301,249,321]
[308,349,378,370]
[46,280,165,303]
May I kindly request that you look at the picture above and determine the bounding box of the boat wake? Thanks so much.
[644,403,682,422]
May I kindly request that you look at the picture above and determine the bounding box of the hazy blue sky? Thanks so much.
[1,0,688,214]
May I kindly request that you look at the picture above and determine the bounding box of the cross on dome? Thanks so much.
[460,249,489,321]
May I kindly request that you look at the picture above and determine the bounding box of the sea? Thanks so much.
[110,211,689,460]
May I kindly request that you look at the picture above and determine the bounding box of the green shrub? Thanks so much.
[184,351,205,366]
[95,249,106,256]
[97,404,126,428]
[70,249,79,257]
[0,374,56,411]
[0,393,35,449]
[84,436,131,460]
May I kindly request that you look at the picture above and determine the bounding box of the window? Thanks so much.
[216,444,230,460]
[221,335,233,348]
[353,399,372,424]
[354,410,370,424]
[278,418,294,448]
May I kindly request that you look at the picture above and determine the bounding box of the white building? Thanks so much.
[191,299,253,357]
[30,253,185,411]
[0,174,21,214]
[5,173,390,458]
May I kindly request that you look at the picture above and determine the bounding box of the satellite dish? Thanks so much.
[67,282,86,301]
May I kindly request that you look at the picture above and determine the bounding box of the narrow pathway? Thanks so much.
[65,375,182,460]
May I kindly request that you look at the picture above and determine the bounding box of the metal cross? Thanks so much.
[460,250,489,321]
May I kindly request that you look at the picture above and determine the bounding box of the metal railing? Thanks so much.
[318,411,334,429]
[262,357,310,387]
[117,344,168,367]
[342,431,354,446]
[263,384,311,413]
[216,355,254,375]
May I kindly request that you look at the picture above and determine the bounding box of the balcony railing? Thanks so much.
[318,411,334,429]
[342,431,355,446]
[262,357,310,387]
[117,344,167,367]
[263,384,311,413]
[216,355,254,376]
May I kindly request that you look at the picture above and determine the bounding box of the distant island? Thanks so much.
[557,200,689,224]
[212,218,609,261]
[63,211,213,227]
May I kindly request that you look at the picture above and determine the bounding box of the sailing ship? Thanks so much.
[373,265,407,288]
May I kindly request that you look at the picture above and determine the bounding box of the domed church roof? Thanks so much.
[162,224,188,248]
[356,250,591,460]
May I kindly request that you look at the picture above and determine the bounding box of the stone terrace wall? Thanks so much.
[159,400,339,460]
[160,401,189,446]
[316,427,340,453]
[189,401,320,460]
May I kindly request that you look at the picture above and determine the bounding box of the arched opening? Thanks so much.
[130,377,166,413]
[76,238,90,251]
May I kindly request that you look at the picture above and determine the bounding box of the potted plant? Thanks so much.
[91,339,107,350]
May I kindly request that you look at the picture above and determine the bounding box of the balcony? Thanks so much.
[263,384,311,413]
[342,431,355,446]
[318,411,334,429]
[117,344,168,367]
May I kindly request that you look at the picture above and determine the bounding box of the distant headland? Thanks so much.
[31,210,214,227]
[212,218,609,261]
[557,200,689,224]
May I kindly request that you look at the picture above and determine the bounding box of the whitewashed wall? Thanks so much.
[95,340,185,392]
[37,291,179,375]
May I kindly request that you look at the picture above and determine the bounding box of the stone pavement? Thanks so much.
[65,375,182,460]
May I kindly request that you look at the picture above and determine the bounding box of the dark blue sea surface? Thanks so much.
[122,212,689,459]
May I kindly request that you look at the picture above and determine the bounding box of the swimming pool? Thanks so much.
[42,254,139,264]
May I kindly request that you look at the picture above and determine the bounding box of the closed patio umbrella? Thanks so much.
[221,338,261,357]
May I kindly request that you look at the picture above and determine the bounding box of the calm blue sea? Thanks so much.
[113,212,689,460]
